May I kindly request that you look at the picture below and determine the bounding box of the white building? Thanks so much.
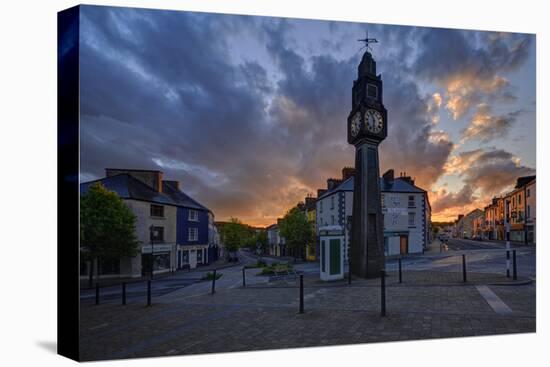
[316,169,431,259]
[267,222,286,256]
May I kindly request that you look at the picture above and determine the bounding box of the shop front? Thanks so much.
[141,243,176,276]
[177,245,209,269]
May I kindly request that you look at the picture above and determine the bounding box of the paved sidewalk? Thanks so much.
[80,270,535,361]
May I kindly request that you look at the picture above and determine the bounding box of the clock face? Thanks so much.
[350,112,361,137]
[365,109,384,133]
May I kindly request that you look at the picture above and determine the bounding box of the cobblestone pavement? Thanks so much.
[79,270,535,361]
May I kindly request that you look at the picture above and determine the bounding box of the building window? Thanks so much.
[188,209,199,221]
[527,188,530,197]
[518,194,521,205]
[381,194,385,208]
[188,227,198,241]
[527,205,531,219]
[150,226,164,242]
[182,250,189,264]
[197,248,203,263]
[320,201,323,213]
[150,204,164,217]
[408,195,415,208]
[331,215,335,225]
[408,212,415,226]
[331,196,334,209]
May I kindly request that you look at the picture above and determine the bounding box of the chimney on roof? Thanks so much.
[163,180,180,191]
[317,189,327,198]
[341,167,356,181]
[399,171,414,186]
[382,169,394,184]
[305,196,316,208]
[327,178,342,190]
[106,168,163,193]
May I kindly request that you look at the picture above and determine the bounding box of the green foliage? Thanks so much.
[220,217,247,253]
[256,230,268,252]
[279,206,313,258]
[202,271,223,280]
[260,262,293,275]
[80,182,140,262]
[245,259,268,269]
[242,229,269,253]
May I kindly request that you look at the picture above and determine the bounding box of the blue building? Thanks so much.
[162,180,218,269]
[80,169,217,279]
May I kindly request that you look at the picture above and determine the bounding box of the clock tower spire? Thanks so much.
[347,34,387,278]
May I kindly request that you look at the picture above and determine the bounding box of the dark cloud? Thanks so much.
[462,104,522,142]
[413,29,532,83]
[378,73,454,190]
[432,185,476,213]
[410,29,533,119]
[78,6,534,225]
[444,148,535,200]
[461,149,535,198]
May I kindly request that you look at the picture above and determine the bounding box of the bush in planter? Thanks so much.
[202,271,223,280]
[260,262,293,275]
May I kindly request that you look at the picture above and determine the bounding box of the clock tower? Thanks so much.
[347,40,387,278]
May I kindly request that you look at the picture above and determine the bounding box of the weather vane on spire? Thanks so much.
[357,30,378,53]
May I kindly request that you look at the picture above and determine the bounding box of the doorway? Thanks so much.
[399,235,409,255]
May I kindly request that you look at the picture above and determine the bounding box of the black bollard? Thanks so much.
[95,283,99,305]
[299,274,304,314]
[242,267,246,288]
[122,282,126,306]
[398,257,402,284]
[348,261,352,285]
[147,280,152,306]
[462,254,467,283]
[506,250,511,278]
[211,269,217,295]
[513,250,517,280]
[380,270,386,317]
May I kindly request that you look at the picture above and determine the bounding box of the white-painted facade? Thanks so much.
[316,175,431,260]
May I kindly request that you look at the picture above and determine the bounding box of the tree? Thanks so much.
[279,206,313,261]
[220,217,246,258]
[256,230,268,254]
[80,182,139,286]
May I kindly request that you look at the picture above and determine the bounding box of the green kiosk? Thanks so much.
[319,225,345,281]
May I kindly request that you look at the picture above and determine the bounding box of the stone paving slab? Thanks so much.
[79,270,535,361]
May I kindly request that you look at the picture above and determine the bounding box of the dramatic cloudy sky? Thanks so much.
[78,5,536,225]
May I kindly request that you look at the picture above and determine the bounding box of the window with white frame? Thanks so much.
[408,212,415,226]
[188,227,198,241]
[408,195,415,208]
[331,196,334,209]
[188,209,199,221]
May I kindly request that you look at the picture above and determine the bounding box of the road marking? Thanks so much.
[475,285,513,315]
